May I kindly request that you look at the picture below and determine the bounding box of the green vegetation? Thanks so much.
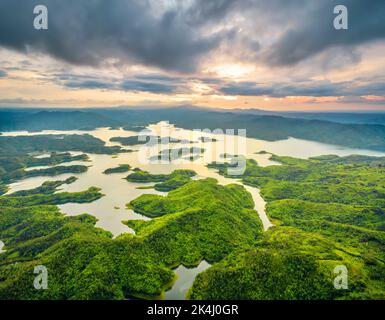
[122,125,148,132]
[0,187,103,207]
[2,165,88,187]
[190,248,337,300]
[127,169,196,191]
[150,147,205,162]
[111,135,194,147]
[192,154,385,299]
[0,150,90,196]
[0,177,263,299]
[25,152,89,167]
[9,177,77,197]
[3,108,385,151]
[1,130,385,300]
[0,135,118,196]
[110,135,159,146]
[0,134,124,155]
[103,164,131,175]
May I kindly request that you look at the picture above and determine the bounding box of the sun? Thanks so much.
[213,63,255,79]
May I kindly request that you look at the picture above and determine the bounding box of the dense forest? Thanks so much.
[0,134,126,195]
[0,128,384,300]
[199,154,385,299]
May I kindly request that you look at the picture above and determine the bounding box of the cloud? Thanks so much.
[0,70,7,78]
[0,0,384,75]
[0,0,228,73]
[262,0,385,66]
[185,0,237,25]
[0,0,385,87]
[64,80,116,90]
[0,98,48,105]
[58,73,188,94]
[120,80,181,94]
[219,78,385,98]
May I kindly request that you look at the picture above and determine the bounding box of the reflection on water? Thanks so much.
[3,123,385,299]
[165,261,211,300]
[3,123,385,237]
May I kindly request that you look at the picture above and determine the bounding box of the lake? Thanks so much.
[2,122,385,299]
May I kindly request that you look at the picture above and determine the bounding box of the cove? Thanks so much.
[165,260,211,300]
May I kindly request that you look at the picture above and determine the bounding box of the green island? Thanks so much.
[192,154,385,299]
[24,152,89,167]
[0,134,125,155]
[0,175,262,299]
[0,151,90,196]
[8,177,78,197]
[127,169,196,191]
[0,135,123,195]
[110,135,160,146]
[122,125,148,132]
[111,135,194,147]
[103,164,131,175]
[198,137,218,143]
[1,165,88,191]
[150,147,205,162]
[0,133,385,300]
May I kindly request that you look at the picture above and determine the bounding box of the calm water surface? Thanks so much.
[4,123,384,235]
[165,261,211,300]
[3,123,385,299]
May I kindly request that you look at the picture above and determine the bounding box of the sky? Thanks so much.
[0,0,384,111]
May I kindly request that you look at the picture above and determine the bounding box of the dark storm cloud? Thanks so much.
[1,0,384,73]
[185,0,237,25]
[263,0,385,66]
[0,0,227,72]
[220,79,385,98]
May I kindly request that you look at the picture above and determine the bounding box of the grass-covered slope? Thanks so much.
[127,179,263,265]
[190,249,336,300]
[1,131,384,300]
[127,169,196,191]
[0,177,264,299]
[192,154,385,299]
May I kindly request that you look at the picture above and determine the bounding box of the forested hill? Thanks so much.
[0,110,119,131]
[1,108,385,151]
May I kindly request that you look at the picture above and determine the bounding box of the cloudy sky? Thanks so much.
[0,0,384,111]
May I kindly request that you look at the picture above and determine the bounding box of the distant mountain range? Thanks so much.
[1,107,385,151]
[230,108,385,125]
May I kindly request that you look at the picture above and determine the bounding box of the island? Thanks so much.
[103,164,131,174]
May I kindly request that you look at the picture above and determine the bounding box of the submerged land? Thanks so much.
[0,108,385,300]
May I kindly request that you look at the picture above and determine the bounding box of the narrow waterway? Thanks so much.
[165,261,211,300]
[4,123,384,235]
[3,123,385,299]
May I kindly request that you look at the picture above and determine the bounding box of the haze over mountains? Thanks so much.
[1,107,385,151]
